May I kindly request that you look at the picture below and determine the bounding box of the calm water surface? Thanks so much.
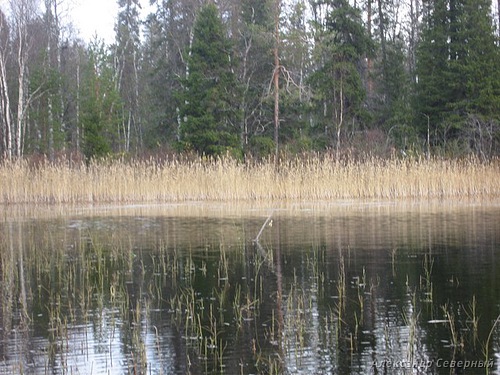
[1,201,500,374]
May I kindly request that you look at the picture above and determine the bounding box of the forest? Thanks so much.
[0,0,499,162]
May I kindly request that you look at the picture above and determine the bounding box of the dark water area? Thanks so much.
[1,201,500,374]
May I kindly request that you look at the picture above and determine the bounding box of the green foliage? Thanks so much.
[82,110,112,162]
[413,0,500,151]
[178,4,242,156]
[373,38,413,148]
[248,136,275,157]
[309,0,374,147]
[3,0,500,161]
[241,0,273,27]
[140,12,176,149]
[237,0,275,153]
[27,62,65,153]
[278,0,312,150]
[114,0,142,152]
[80,40,121,162]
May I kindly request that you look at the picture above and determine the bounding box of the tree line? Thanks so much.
[0,0,499,162]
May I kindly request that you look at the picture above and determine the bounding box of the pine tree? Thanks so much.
[178,4,241,156]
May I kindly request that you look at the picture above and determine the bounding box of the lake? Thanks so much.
[1,200,500,374]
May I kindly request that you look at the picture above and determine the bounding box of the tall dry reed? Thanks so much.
[0,155,498,204]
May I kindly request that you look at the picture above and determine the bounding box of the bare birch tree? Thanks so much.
[10,0,40,158]
[0,9,12,159]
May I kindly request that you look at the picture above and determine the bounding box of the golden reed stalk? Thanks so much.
[0,155,498,204]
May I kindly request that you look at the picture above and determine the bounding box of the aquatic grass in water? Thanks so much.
[0,205,499,374]
[0,155,499,203]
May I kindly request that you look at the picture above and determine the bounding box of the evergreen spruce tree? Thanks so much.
[374,37,414,149]
[309,0,373,154]
[178,4,241,156]
[81,41,121,162]
[458,0,500,118]
[369,0,413,148]
[414,0,500,152]
[414,0,451,141]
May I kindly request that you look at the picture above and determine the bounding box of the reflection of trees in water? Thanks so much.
[1,222,33,371]
[0,208,499,374]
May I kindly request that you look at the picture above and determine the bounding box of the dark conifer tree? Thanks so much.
[309,0,373,154]
[414,0,500,153]
[178,4,241,156]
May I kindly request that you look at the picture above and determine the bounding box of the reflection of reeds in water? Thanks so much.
[420,253,434,303]
[1,155,499,203]
[0,224,158,373]
[336,252,346,338]
[2,219,499,374]
[402,292,420,366]
[484,314,500,375]
[442,303,461,352]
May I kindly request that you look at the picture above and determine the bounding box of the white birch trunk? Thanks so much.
[0,48,12,159]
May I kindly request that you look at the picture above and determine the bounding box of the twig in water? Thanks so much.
[484,313,500,374]
[253,211,274,260]
[254,211,274,244]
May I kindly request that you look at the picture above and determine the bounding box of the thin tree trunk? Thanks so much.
[54,0,65,138]
[273,0,280,158]
[336,72,344,160]
[240,36,252,148]
[377,0,387,94]
[126,110,131,152]
[47,34,54,160]
[498,0,500,37]
[0,11,12,159]
[76,60,80,153]
[0,53,12,159]
[52,0,65,154]
[133,49,141,150]
[178,27,195,142]
[12,0,36,159]
[45,0,58,160]
[366,0,373,96]
[16,35,26,158]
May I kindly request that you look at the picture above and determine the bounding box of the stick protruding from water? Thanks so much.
[254,210,274,244]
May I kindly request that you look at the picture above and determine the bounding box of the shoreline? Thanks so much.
[2,197,500,222]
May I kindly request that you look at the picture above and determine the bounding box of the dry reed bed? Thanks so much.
[0,156,498,204]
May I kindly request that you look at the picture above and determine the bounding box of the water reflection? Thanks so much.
[0,202,499,374]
